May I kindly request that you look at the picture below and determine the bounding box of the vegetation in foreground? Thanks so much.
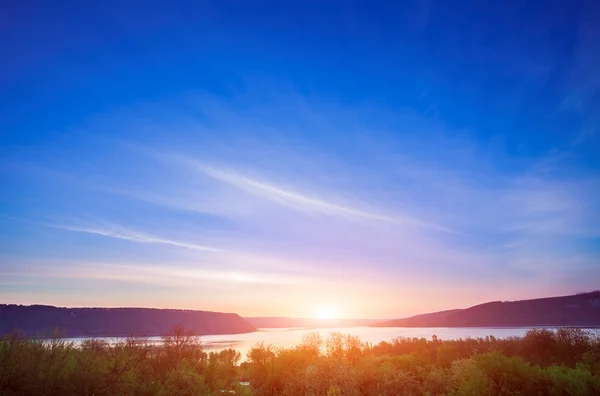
[1,327,600,395]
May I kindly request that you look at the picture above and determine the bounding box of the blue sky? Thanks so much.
[1,0,599,318]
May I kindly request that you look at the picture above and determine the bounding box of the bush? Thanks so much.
[161,360,211,396]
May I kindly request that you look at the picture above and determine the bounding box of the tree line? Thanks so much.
[1,326,599,395]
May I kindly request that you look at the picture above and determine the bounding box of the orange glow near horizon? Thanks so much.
[1,277,542,319]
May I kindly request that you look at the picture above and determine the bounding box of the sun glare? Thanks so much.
[314,307,336,320]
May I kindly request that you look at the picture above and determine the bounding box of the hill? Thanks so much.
[0,305,257,337]
[374,291,600,327]
[245,317,379,328]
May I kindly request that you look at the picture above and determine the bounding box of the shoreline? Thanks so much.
[24,324,600,340]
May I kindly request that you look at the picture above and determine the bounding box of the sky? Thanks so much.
[1,0,599,319]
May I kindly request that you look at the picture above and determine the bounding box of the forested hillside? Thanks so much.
[375,291,600,327]
[0,305,256,337]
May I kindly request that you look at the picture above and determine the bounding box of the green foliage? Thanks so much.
[545,365,600,396]
[1,327,599,395]
[161,360,211,396]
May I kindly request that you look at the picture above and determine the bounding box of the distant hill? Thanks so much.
[245,317,379,328]
[0,305,257,337]
[374,291,600,328]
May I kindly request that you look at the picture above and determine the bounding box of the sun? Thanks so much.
[314,307,337,320]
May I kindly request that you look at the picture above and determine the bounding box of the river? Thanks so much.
[61,326,596,359]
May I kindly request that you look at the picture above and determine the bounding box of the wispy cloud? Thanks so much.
[2,260,298,292]
[152,153,454,233]
[46,222,224,253]
[52,263,295,285]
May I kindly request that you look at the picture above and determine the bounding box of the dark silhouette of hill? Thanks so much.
[0,305,256,337]
[374,291,600,327]
[245,317,379,328]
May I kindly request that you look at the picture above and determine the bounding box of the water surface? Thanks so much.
[62,326,586,358]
